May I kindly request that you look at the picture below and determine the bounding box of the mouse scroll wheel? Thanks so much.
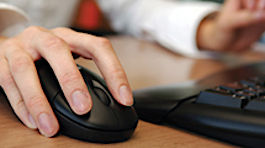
[93,87,110,105]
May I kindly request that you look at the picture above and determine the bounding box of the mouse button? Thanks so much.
[79,68,94,87]
[78,66,106,86]
[36,62,60,100]
[91,80,104,88]
[53,92,96,126]
[87,92,120,129]
[53,90,119,130]
[93,87,110,105]
[92,79,114,104]
[111,105,138,129]
[52,91,73,116]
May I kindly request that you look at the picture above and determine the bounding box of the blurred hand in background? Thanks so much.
[197,0,265,52]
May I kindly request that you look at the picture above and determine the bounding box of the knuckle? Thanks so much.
[3,38,20,47]
[53,27,70,32]
[9,53,32,73]
[0,60,11,86]
[1,39,23,54]
[24,26,42,34]
[110,67,126,80]
[26,96,45,109]
[0,73,13,87]
[59,71,81,86]
[15,98,25,111]
[43,36,66,51]
[89,37,113,57]
[96,37,112,48]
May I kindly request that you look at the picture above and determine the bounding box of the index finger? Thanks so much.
[242,0,256,10]
[52,28,133,106]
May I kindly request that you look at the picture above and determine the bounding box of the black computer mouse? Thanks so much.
[35,59,138,143]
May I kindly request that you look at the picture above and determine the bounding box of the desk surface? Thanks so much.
[2,36,265,147]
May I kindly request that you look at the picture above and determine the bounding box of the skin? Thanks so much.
[0,27,133,137]
[197,0,265,52]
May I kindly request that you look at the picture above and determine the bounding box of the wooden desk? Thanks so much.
[1,36,265,147]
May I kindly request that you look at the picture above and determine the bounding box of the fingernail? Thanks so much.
[38,113,57,137]
[119,85,133,106]
[72,90,91,114]
[28,113,37,129]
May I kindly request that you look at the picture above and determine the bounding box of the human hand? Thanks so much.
[0,26,133,137]
[197,0,265,52]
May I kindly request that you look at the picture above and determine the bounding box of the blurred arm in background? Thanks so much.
[97,0,265,57]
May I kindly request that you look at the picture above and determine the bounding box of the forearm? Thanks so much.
[97,0,220,57]
[197,13,220,51]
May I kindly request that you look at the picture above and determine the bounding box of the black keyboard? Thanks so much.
[197,77,265,111]
[133,62,265,148]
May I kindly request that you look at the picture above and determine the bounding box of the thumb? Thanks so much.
[226,10,265,29]
[222,0,242,13]
[219,0,265,29]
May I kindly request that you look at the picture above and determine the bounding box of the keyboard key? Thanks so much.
[196,76,265,111]
[218,82,244,93]
[196,90,248,108]
[244,98,265,112]
[211,87,231,94]
[244,88,265,98]
[240,80,257,88]
[234,91,256,99]
[249,77,265,86]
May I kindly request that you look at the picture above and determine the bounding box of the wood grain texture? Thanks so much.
[2,35,264,147]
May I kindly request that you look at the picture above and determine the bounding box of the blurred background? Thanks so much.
[72,0,113,36]
[72,0,224,36]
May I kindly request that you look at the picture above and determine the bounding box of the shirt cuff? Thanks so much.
[0,3,29,37]
[140,1,220,58]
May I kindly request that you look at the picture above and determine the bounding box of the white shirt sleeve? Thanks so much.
[97,0,220,57]
[0,3,29,37]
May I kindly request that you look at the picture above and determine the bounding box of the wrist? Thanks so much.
[197,17,217,51]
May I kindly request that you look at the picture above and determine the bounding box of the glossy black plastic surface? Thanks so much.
[133,62,265,147]
[133,81,203,123]
[35,60,138,143]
